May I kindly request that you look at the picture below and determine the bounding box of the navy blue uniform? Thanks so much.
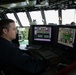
[0,37,49,75]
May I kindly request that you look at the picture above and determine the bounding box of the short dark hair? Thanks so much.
[0,19,15,35]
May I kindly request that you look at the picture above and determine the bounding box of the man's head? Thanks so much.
[0,19,17,41]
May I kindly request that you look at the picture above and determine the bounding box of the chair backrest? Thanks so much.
[53,62,76,75]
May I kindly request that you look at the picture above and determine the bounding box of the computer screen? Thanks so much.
[31,25,56,45]
[34,26,51,42]
[57,25,76,50]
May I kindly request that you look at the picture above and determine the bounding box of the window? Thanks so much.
[6,13,19,26]
[44,10,58,25]
[29,11,43,25]
[62,9,76,24]
[17,12,30,26]
[17,27,29,49]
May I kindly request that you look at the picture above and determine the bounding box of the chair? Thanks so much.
[0,68,5,75]
[53,61,76,75]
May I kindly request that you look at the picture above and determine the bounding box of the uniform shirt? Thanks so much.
[0,37,49,75]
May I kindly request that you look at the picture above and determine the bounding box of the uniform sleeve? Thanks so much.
[6,45,49,74]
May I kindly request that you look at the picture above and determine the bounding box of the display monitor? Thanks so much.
[31,25,57,45]
[57,25,76,50]
[34,26,51,42]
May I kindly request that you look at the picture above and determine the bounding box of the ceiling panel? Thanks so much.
[0,0,25,5]
[0,0,60,5]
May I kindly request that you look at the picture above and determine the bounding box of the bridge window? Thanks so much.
[17,27,29,48]
[17,12,30,26]
[44,10,58,25]
[29,11,43,25]
[62,9,76,24]
[6,13,19,26]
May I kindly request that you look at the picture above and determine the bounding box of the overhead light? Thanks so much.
[40,0,48,5]
[35,0,49,7]
[9,3,17,8]
[74,0,76,4]
[26,0,29,5]
[8,2,27,8]
[19,2,27,6]
[26,0,36,6]
[29,0,36,6]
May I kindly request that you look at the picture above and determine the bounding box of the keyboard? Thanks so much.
[39,50,58,59]
[27,45,41,50]
[52,48,66,56]
[30,49,58,59]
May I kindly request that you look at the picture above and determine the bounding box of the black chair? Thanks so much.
[0,67,5,75]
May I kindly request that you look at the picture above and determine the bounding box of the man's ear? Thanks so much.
[3,29,8,34]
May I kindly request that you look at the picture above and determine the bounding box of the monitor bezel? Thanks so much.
[30,25,57,46]
[56,25,76,51]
